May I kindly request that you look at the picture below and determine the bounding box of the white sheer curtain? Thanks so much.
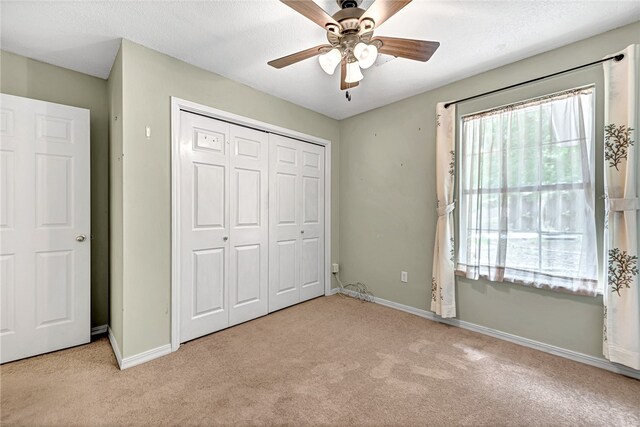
[457,88,599,296]
[602,44,639,370]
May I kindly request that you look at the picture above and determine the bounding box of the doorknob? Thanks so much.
[300,230,305,234]
[223,236,228,242]
[76,234,86,242]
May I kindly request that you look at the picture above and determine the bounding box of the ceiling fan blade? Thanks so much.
[268,44,331,69]
[281,0,340,29]
[360,0,412,28]
[374,36,440,62]
[340,59,359,91]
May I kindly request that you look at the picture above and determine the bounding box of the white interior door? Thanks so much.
[179,112,230,342]
[179,112,270,341]
[0,93,91,364]
[269,135,300,312]
[268,134,324,312]
[177,108,326,342]
[228,125,268,326]
[299,142,325,302]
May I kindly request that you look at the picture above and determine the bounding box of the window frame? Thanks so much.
[454,84,602,295]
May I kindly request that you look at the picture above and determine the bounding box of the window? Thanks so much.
[457,87,599,296]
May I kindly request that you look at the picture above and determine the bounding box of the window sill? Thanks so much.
[454,269,601,298]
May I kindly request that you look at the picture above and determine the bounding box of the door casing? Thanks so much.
[170,97,332,352]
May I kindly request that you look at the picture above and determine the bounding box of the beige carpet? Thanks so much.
[1,295,639,426]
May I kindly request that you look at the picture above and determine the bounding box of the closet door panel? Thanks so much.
[269,135,325,310]
[269,134,301,312]
[193,163,225,229]
[276,239,297,293]
[180,112,230,342]
[179,110,327,343]
[299,143,325,301]
[301,237,320,288]
[229,125,268,326]
[192,248,225,316]
[277,173,297,225]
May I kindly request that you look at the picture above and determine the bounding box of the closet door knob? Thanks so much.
[300,230,304,234]
[223,236,228,242]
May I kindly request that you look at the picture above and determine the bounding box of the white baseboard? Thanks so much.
[107,326,171,370]
[91,325,108,336]
[331,289,640,380]
[120,344,172,370]
[107,327,123,368]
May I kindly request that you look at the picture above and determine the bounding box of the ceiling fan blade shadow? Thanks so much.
[268,44,332,69]
[360,0,412,28]
[340,59,359,91]
[373,36,440,62]
[281,0,340,29]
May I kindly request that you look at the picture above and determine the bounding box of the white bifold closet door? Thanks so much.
[268,134,325,312]
[179,112,268,343]
[0,94,91,363]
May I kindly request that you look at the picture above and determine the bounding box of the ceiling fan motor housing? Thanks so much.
[328,4,371,47]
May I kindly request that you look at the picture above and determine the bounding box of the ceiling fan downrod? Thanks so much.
[337,0,361,9]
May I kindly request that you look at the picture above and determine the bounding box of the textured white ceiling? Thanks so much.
[1,1,639,119]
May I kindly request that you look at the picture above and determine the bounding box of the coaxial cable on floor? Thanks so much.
[333,273,374,302]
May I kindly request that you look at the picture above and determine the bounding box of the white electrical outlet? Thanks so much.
[332,263,339,273]
[401,271,408,283]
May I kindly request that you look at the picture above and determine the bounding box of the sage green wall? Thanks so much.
[117,40,341,357]
[107,46,124,350]
[0,50,110,329]
[339,22,640,359]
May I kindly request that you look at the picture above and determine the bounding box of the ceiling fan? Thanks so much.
[267,0,440,91]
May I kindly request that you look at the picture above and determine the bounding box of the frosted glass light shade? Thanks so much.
[353,42,378,69]
[345,61,364,83]
[318,48,341,75]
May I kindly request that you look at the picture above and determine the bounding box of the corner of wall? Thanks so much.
[107,41,124,355]
[113,37,343,361]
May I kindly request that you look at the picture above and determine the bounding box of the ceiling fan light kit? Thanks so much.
[345,61,364,83]
[318,48,342,75]
[268,0,440,92]
[353,42,378,69]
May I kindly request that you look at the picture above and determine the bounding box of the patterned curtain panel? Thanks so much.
[431,103,456,318]
[603,44,640,370]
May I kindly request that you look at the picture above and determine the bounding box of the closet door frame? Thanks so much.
[170,97,332,352]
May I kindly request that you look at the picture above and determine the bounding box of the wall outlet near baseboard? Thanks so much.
[332,263,339,273]
[401,271,408,283]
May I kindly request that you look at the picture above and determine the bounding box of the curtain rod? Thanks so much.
[444,54,624,109]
